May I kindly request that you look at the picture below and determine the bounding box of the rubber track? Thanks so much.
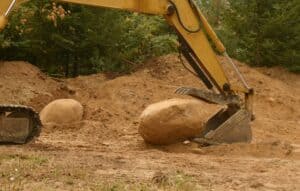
[0,104,42,143]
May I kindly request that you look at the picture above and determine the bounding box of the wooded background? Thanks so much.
[0,0,299,76]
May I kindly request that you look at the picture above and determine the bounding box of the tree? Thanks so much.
[0,0,177,76]
[221,0,300,72]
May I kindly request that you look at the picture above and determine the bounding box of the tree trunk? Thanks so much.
[72,55,79,77]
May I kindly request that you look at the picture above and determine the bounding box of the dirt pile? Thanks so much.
[1,55,299,145]
[0,54,299,190]
[1,54,299,145]
[0,61,61,105]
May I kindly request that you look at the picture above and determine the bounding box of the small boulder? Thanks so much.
[139,98,217,145]
[40,99,83,125]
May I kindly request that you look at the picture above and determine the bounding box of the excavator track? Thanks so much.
[0,104,42,144]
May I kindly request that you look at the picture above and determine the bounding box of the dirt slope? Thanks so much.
[0,55,299,190]
[0,61,67,105]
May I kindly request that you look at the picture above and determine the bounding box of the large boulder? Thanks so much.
[40,99,83,125]
[139,98,218,145]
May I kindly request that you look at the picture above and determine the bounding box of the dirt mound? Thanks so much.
[0,61,62,105]
[0,61,41,76]
[1,55,299,145]
[0,55,299,190]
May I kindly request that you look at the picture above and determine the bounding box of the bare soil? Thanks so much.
[0,54,299,190]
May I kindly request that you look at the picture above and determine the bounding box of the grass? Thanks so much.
[90,172,203,191]
[0,153,49,191]
[0,153,204,191]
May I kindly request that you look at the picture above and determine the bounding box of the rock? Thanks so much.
[139,98,217,145]
[268,97,276,102]
[40,99,83,125]
[250,182,264,189]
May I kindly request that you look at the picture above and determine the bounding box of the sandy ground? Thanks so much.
[0,54,299,190]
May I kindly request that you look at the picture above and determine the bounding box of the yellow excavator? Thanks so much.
[0,0,254,145]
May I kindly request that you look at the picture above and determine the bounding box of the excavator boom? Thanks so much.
[0,0,254,145]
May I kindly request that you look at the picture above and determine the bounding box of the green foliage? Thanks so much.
[1,0,298,74]
[220,0,300,72]
[0,0,177,76]
[196,0,224,25]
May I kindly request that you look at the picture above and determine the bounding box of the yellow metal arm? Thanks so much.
[61,0,168,15]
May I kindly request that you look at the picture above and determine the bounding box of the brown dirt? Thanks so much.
[0,55,299,190]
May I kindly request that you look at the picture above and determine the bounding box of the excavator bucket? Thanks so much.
[195,107,252,145]
[0,105,41,144]
[176,87,252,145]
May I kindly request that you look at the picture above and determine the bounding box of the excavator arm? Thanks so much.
[0,0,254,145]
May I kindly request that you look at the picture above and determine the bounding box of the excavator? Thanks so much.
[0,0,254,145]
